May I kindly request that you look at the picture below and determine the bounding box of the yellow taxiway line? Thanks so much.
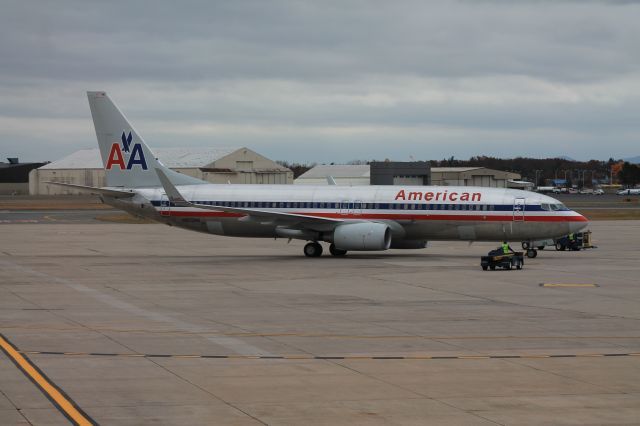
[0,333,96,426]
[542,283,598,287]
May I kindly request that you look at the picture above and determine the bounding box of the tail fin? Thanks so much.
[87,91,206,188]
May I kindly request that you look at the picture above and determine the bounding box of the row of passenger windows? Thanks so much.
[193,201,498,211]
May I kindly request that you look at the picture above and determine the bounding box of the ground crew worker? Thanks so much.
[501,241,513,254]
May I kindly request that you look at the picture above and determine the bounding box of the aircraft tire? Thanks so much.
[521,241,530,250]
[526,249,537,258]
[304,242,323,257]
[329,244,347,256]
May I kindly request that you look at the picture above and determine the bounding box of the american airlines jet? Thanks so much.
[51,92,589,258]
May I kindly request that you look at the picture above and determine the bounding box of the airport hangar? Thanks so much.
[295,162,527,188]
[28,147,294,195]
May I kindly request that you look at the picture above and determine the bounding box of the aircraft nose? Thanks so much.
[569,212,589,233]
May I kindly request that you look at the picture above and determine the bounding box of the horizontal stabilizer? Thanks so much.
[44,182,136,198]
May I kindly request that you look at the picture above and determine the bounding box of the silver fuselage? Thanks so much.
[105,184,588,243]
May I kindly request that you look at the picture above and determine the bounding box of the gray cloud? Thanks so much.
[0,0,639,162]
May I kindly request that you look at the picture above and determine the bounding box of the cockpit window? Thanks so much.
[548,203,567,211]
[541,203,550,211]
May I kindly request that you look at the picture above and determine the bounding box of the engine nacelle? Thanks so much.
[390,240,428,249]
[333,222,392,251]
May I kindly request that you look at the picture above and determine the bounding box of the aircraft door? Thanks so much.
[353,200,362,216]
[160,194,171,217]
[339,200,350,215]
[513,198,525,221]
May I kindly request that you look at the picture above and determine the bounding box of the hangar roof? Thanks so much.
[431,167,482,172]
[297,164,371,179]
[40,147,240,170]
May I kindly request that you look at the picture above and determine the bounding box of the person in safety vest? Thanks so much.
[501,241,513,254]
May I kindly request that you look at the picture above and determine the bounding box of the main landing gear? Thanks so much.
[303,242,323,257]
[521,241,538,258]
[303,242,348,257]
[329,244,347,256]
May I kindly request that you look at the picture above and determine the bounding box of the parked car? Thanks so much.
[593,188,605,195]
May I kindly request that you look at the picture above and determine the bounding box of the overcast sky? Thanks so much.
[1,0,639,164]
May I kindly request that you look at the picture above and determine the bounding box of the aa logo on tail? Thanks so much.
[105,132,148,170]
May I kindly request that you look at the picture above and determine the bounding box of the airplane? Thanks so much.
[617,188,640,196]
[49,91,589,258]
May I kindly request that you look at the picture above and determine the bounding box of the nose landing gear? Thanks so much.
[526,248,538,258]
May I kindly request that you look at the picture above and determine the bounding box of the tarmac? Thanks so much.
[1,220,639,425]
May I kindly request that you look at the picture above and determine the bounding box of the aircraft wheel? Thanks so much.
[526,249,537,258]
[521,241,530,250]
[555,242,563,251]
[304,242,323,257]
[329,244,347,256]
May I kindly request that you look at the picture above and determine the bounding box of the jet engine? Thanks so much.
[332,222,392,251]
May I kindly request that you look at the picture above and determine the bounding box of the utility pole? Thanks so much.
[535,169,542,187]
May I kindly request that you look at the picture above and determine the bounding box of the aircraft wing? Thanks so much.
[154,168,343,227]
[44,181,136,198]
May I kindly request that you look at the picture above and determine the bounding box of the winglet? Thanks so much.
[155,168,188,206]
[326,175,337,185]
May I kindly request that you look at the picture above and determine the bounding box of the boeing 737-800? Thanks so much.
[50,92,589,258]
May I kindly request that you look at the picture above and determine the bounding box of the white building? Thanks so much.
[30,147,293,195]
[430,167,521,188]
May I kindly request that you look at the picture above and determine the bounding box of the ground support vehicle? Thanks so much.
[523,230,596,254]
[554,230,596,251]
[481,251,524,271]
